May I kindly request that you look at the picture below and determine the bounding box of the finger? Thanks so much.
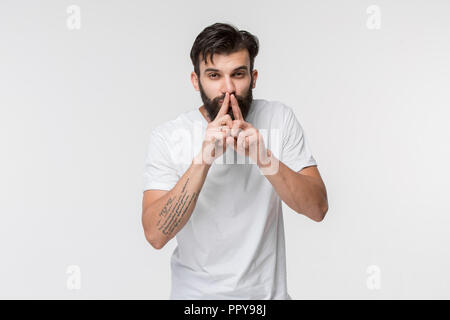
[215,132,228,154]
[215,114,233,129]
[237,128,257,151]
[231,119,249,138]
[225,126,232,137]
[215,92,230,119]
[208,130,228,141]
[206,131,226,153]
[226,136,235,146]
[247,134,259,159]
[230,94,244,121]
[236,130,248,152]
[218,125,231,137]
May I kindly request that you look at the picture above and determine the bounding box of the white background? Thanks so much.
[1,0,449,299]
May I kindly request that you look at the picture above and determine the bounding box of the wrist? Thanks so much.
[257,149,279,176]
[256,148,273,168]
[192,152,212,169]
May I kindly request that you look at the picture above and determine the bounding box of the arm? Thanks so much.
[260,153,328,222]
[142,93,235,249]
[226,94,328,222]
[142,155,210,249]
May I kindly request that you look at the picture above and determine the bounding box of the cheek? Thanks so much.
[204,83,222,98]
[200,76,216,91]
[237,80,251,95]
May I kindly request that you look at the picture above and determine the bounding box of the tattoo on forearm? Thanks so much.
[156,178,198,236]
[160,198,173,218]
[182,178,189,193]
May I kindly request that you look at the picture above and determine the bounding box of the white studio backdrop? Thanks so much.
[0,0,449,299]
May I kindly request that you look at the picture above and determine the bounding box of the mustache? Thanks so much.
[214,94,244,105]
[198,78,253,121]
[213,95,247,119]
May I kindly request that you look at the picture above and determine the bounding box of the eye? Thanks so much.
[234,72,245,77]
[208,73,218,79]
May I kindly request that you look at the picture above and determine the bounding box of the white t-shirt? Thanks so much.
[143,99,317,300]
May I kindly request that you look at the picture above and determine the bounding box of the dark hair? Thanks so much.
[190,22,259,77]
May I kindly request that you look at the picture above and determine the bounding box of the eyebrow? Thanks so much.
[203,65,248,74]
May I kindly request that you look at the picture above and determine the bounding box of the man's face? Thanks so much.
[196,49,255,121]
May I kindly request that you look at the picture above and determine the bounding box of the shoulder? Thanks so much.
[250,99,297,126]
[253,98,295,115]
[150,109,201,140]
[147,109,204,158]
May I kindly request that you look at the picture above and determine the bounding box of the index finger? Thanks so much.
[215,92,230,119]
[230,94,244,121]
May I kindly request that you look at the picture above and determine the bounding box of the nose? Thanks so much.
[221,75,236,97]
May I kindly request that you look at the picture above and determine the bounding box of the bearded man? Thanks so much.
[142,22,328,300]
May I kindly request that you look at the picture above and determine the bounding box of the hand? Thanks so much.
[194,92,233,165]
[228,94,271,167]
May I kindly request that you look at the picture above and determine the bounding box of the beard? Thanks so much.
[198,76,254,121]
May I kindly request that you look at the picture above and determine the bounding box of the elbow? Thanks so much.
[311,201,329,223]
[142,210,167,250]
[144,230,166,250]
[312,213,325,222]
[150,240,165,250]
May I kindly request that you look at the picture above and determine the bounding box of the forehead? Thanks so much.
[199,49,250,72]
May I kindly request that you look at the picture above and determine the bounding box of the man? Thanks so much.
[142,22,328,300]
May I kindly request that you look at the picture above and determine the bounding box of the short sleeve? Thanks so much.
[281,106,317,172]
[143,130,179,192]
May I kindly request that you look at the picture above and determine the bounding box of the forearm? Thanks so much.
[260,150,328,221]
[142,155,210,249]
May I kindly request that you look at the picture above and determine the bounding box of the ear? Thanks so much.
[251,69,258,89]
[191,71,200,91]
